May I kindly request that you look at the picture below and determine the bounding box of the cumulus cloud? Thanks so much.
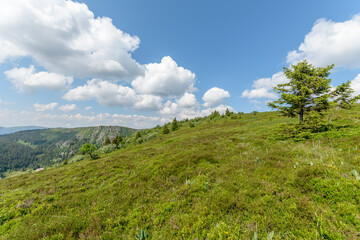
[132,56,196,97]
[202,87,230,107]
[5,66,73,93]
[160,93,201,118]
[85,106,92,111]
[59,104,77,111]
[33,102,58,111]
[159,93,235,121]
[0,0,142,79]
[63,79,163,110]
[241,72,288,99]
[177,93,199,108]
[287,15,360,68]
[350,74,360,96]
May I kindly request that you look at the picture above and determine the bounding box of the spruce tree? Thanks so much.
[170,118,179,131]
[162,124,170,134]
[268,60,334,124]
[103,137,111,146]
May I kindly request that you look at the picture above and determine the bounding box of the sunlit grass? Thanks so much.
[1,107,360,239]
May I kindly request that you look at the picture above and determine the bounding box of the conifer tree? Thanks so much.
[170,118,179,131]
[332,80,360,109]
[162,124,170,134]
[268,60,334,124]
[111,135,123,148]
[103,137,111,146]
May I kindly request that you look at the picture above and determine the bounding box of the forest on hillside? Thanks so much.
[0,126,136,175]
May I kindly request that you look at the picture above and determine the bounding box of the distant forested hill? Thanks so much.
[0,126,46,135]
[0,126,137,173]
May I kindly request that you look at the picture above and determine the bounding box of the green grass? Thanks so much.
[1,108,360,239]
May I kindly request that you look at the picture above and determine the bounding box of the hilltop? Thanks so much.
[0,126,137,176]
[1,108,360,239]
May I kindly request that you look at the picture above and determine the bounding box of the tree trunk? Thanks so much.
[299,111,304,124]
[299,105,304,124]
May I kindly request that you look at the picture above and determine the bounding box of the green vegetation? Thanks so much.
[0,126,136,175]
[171,118,179,131]
[162,124,170,135]
[268,60,334,124]
[2,106,360,239]
[79,143,98,159]
[104,137,111,146]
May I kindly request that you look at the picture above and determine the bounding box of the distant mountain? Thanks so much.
[0,126,137,173]
[0,126,47,135]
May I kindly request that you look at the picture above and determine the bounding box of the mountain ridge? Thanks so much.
[0,126,47,135]
[0,125,137,174]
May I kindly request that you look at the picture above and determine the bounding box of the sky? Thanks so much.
[1,0,360,129]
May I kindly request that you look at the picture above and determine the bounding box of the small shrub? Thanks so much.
[111,135,123,148]
[90,150,101,160]
[209,110,221,120]
[136,138,144,144]
[101,144,117,155]
[162,124,170,134]
[68,155,85,163]
[135,131,141,140]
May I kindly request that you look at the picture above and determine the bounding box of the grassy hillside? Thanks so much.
[1,108,360,239]
[0,126,137,174]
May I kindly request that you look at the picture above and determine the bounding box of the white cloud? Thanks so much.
[132,56,196,97]
[5,66,73,93]
[63,79,163,110]
[160,93,201,119]
[177,93,199,108]
[0,0,142,79]
[85,106,92,111]
[0,108,163,129]
[159,93,235,120]
[33,102,58,111]
[242,88,277,99]
[133,95,163,110]
[287,15,360,68]
[202,87,230,107]
[350,74,360,96]
[241,72,288,99]
[59,104,77,111]
[0,40,26,62]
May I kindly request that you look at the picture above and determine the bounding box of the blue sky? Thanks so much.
[1,0,360,128]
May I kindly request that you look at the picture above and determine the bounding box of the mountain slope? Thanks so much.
[1,109,360,239]
[0,126,137,173]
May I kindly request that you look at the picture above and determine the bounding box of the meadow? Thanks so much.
[1,107,360,239]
